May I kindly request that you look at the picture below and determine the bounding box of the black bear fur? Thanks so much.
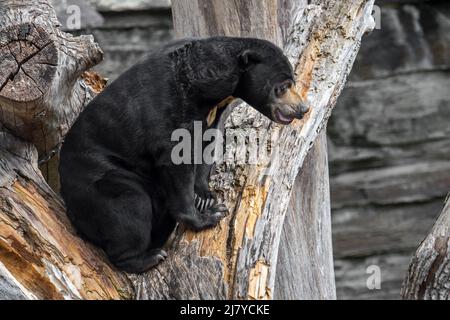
[59,37,308,273]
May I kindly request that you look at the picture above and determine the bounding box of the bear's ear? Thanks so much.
[238,50,261,69]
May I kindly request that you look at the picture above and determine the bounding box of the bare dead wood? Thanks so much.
[401,194,450,300]
[0,0,103,191]
[276,0,335,300]
[0,0,133,299]
[132,0,375,300]
[0,131,133,299]
[0,1,102,158]
[274,130,336,299]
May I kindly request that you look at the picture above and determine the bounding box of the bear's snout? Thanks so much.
[270,86,309,125]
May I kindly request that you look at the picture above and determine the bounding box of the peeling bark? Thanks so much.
[402,194,450,300]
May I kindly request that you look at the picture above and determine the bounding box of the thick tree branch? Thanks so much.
[0,131,133,299]
[402,194,450,300]
[274,130,335,299]
[0,0,104,191]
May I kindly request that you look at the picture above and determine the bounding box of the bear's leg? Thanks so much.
[160,164,228,231]
[150,209,177,249]
[194,119,227,212]
[91,170,169,273]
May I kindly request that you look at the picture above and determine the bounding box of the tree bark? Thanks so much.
[0,0,375,299]
[401,194,450,300]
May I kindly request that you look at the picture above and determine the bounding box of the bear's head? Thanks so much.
[234,41,309,125]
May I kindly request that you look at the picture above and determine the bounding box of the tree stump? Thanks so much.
[0,1,103,190]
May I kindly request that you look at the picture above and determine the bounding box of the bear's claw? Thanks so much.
[194,193,216,213]
[158,249,168,258]
[148,249,168,261]
[205,203,228,217]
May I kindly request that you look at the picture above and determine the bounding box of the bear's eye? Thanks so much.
[275,82,292,98]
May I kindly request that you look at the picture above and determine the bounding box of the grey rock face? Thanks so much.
[329,71,450,174]
[90,0,171,12]
[334,253,412,300]
[351,1,450,81]
[74,7,174,80]
[52,0,104,30]
[330,0,450,300]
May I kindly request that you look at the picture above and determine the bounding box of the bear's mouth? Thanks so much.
[274,108,295,125]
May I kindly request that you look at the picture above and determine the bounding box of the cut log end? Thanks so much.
[0,23,57,102]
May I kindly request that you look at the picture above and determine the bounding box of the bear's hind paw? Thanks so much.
[113,249,168,274]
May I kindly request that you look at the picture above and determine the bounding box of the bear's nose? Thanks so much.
[297,103,310,117]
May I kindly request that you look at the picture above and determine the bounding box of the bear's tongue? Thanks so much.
[276,109,293,124]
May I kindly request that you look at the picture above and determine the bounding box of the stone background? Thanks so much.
[330,0,450,299]
[54,0,450,299]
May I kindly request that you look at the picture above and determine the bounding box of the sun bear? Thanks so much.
[59,36,309,273]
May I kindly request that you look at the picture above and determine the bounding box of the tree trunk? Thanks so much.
[132,0,374,300]
[401,194,450,300]
[274,130,335,299]
[174,0,337,300]
[0,0,375,299]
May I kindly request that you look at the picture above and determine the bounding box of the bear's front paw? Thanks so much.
[177,202,228,231]
[202,203,229,224]
[194,192,217,213]
[191,203,229,231]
